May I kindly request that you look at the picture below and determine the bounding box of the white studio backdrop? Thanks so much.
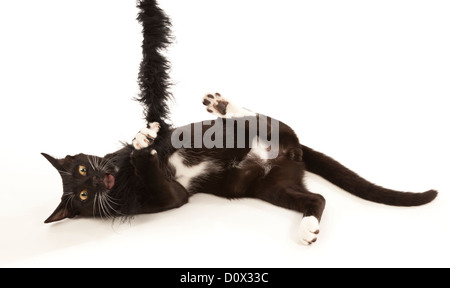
[0,0,449,267]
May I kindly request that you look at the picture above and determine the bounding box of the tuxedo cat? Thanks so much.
[41,0,437,245]
[42,92,437,245]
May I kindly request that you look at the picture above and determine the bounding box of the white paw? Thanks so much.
[132,133,150,150]
[202,92,256,118]
[147,122,161,136]
[202,93,229,116]
[299,216,320,245]
[142,122,160,139]
[132,122,160,150]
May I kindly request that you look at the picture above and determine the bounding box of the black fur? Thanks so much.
[300,145,438,206]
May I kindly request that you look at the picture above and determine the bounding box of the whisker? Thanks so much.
[99,193,114,219]
[58,170,72,176]
[103,194,123,216]
[69,194,75,209]
[93,193,99,219]
[88,156,96,172]
[97,194,106,218]
[63,194,75,217]
[98,160,107,172]
[94,191,123,219]
[104,193,121,205]
[94,156,101,171]
[104,199,115,218]
[100,156,117,173]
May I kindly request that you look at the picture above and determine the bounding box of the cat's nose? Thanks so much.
[93,175,104,186]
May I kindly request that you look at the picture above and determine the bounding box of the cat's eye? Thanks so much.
[78,165,87,176]
[79,190,88,201]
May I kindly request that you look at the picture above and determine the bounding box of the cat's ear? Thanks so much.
[44,201,77,223]
[41,153,74,173]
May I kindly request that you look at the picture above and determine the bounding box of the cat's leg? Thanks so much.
[130,121,189,212]
[255,185,324,245]
[130,148,189,212]
[132,122,160,150]
[202,92,256,118]
[250,160,325,245]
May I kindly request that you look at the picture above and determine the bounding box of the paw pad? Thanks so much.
[202,93,229,116]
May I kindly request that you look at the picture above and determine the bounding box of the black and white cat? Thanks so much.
[41,0,437,245]
[42,92,437,245]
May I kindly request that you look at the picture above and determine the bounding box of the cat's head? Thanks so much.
[41,153,119,223]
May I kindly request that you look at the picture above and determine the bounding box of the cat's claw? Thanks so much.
[299,216,320,245]
[132,122,160,150]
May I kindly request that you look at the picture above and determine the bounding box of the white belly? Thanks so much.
[168,151,209,190]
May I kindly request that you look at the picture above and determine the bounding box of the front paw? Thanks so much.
[132,122,160,150]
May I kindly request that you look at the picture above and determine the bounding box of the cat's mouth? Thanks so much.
[104,174,115,190]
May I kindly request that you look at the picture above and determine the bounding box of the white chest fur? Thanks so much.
[168,151,209,190]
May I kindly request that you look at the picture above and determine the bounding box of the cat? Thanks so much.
[42,92,438,245]
[41,0,437,245]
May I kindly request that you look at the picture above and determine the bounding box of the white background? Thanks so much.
[0,0,449,268]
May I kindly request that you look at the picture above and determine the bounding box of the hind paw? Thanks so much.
[202,93,229,117]
[299,216,320,245]
[202,92,256,118]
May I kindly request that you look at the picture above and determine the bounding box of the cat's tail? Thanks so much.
[136,0,173,134]
[301,144,438,206]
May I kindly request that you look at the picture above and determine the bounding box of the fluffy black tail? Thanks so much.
[136,0,172,136]
[301,144,438,206]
